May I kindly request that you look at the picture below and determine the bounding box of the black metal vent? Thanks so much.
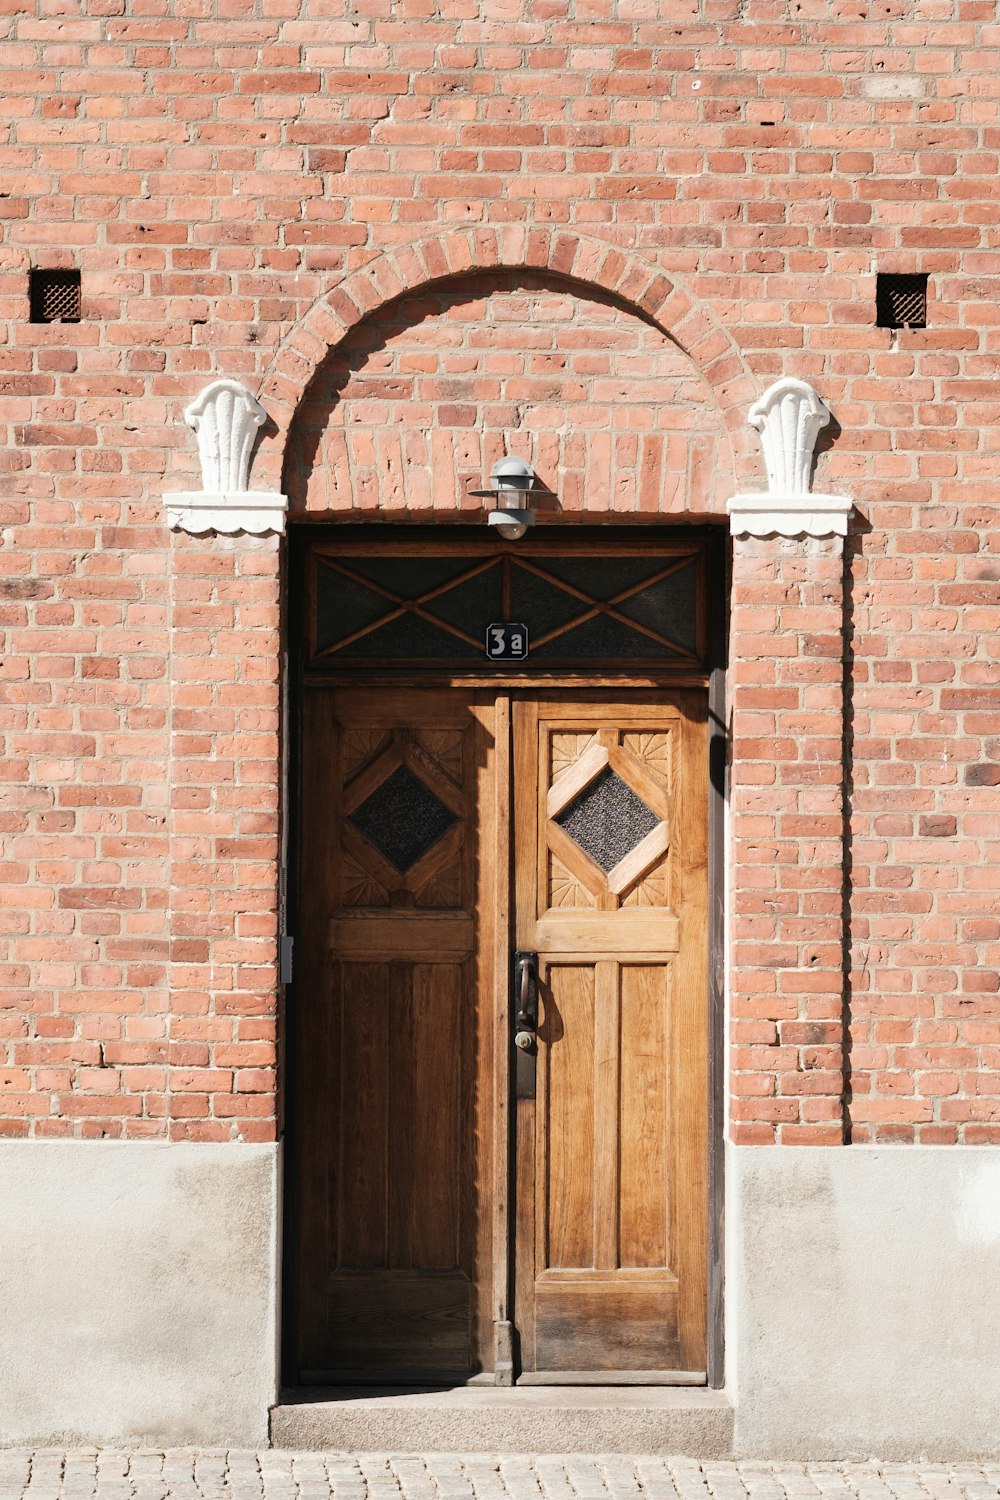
[30,269,81,324]
[876,273,927,330]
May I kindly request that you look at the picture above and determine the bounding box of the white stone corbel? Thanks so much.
[164,378,288,536]
[726,377,852,538]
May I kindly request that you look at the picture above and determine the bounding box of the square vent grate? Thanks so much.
[876,273,928,330]
[30,268,81,324]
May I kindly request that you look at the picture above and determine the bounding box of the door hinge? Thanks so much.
[279,935,294,985]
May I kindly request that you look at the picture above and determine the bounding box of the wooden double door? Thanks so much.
[291,683,708,1384]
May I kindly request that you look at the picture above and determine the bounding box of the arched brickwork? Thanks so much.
[253,227,758,501]
[284,271,735,520]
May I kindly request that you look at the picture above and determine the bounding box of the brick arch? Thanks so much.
[252,228,757,495]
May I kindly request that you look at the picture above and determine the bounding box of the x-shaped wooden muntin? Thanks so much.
[316,552,700,663]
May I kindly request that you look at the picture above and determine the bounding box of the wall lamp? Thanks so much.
[469,456,540,540]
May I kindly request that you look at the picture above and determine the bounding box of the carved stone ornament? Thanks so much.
[726,377,852,539]
[163,378,288,536]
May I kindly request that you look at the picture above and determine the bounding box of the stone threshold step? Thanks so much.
[271,1387,734,1457]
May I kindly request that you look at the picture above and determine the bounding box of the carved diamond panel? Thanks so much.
[348,764,457,873]
[555,767,660,875]
[551,733,597,781]
[419,730,464,781]
[549,853,597,909]
[621,861,668,908]
[415,861,463,909]
[622,731,670,780]
[342,729,389,780]
[341,852,389,908]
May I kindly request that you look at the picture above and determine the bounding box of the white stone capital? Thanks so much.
[726,491,852,539]
[164,490,288,536]
[748,376,830,496]
[184,378,267,493]
[166,378,284,536]
[728,376,852,538]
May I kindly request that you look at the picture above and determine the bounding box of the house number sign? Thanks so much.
[486,623,529,661]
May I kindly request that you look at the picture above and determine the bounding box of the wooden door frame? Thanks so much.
[279,522,729,1392]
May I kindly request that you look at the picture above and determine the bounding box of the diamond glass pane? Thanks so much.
[555,767,659,873]
[532,555,669,601]
[423,562,503,633]
[534,615,679,659]
[616,560,698,651]
[509,563,586,636]
[334,612,467,659]
[349,765,457,872]
[316,566,392,653]
[345,555,473,597]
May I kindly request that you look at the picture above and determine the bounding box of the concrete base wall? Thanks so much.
[4,1138,1000,1454]
[729,1145,1000,1460]
[0,1140,279,1447]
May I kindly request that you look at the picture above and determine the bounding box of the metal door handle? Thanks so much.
[513,950,538,1097]
[513,950,538,1053]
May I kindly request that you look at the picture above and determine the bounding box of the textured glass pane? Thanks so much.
[316,567,392,653]
[556,768,659,873]
[349,765,456,872]
[334,613,467,659]
[616,561,698,652]
[509,563,584,636]
[532,555,667,602]
[424,561,503,633]
[534,615,680,659]
[345,555,472,599]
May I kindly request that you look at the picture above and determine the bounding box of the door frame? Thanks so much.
[279,522,729,1391]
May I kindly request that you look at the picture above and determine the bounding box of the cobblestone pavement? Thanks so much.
[1,1455,999,1500]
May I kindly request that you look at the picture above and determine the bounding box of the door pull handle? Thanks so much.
[513,952,538,1097]
[514,950,538,1045]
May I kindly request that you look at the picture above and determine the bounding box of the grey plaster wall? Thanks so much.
[729,1145,1000,1460]
[0,1140,278,1446]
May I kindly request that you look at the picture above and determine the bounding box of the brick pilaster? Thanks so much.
[729,534,847,1145]
[166,531,281,1142]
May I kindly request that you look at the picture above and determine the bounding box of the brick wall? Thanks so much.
[1,0,999,1141]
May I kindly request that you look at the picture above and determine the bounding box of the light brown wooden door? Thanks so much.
[293,686,503,1382]
[512,693,709,1379]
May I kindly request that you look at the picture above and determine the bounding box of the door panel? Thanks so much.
[294,686,498,1381]
[292,681,708,1385]
[514,694,708,1377]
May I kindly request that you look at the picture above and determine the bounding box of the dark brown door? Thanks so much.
[293,686,502,1381]
[291,681,708,1383]
[512,694,709,1379]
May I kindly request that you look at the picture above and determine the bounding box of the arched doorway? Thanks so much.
[280,269,728,1388]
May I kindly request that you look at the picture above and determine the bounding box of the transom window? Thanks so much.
[306,538,709,672]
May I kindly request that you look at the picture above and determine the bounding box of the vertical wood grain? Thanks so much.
[412,960,462,1269]
[592,959,620,1271]
[544,963,595,1270]
[489,694,511,1347]
[339,960,390,1268]
[619,963,670,1270]
[672,693,709,1369]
